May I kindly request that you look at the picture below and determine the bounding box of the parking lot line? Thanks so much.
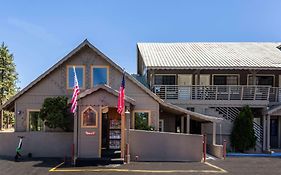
[49,161,227,173]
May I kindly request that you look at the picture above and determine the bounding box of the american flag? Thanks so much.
[117,73,125,114]
[71,66,80,113]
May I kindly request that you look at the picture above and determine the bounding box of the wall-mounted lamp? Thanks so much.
[125,107,130,114]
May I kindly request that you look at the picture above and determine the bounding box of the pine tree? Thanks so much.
[0,42,18,129]
[230,105,256,152]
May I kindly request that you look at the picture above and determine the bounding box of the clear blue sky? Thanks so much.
[1,0,281,89]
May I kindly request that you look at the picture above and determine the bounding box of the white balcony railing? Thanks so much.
[153,85,281,102]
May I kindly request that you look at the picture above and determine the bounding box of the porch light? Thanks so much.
[125,107,130,114]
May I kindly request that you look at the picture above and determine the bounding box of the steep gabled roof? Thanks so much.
[137,42,281,70]
[1,40,221,123]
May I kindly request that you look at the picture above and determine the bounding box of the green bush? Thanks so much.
[230,105,256,152]
[39,96,73,132]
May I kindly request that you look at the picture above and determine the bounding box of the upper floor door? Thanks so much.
[178,74,192,100]
[178,74,192,86]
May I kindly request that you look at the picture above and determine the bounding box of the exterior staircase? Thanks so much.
[205,107,263,151]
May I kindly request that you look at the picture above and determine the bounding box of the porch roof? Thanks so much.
[159,102,222,123]
[78,84,136,105]
[267,105,281,115]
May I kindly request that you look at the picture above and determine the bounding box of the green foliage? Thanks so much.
[39,96,73,132]
[0,42,18,129]
[135,112,154,131]
[230,105,256,152]
[0,42,18,105]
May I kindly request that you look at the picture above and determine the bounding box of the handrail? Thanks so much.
[153,85,280,102]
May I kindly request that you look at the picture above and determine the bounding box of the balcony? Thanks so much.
[153,85,281,106]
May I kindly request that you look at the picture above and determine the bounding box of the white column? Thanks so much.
[212,122,216,145]
[181,116,185,133]
[267,115,271,151]
[186,115,190,134]
[263,115,266,151]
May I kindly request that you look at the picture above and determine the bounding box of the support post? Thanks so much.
[125,110,131,163]
[186,114,190,134]
[262,115,266,151]
[267,115,271,151]
[212,122,216,145]
[181,116,184,133]
[196,71,200,85]
[252,71,257,85]
[223,140,227,159]
[203,134,207,162]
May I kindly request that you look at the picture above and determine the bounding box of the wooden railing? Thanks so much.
[153,85,281,102]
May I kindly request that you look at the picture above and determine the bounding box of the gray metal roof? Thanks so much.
[137,42,281,70]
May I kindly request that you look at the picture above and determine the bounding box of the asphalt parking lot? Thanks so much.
[0,156,281,175]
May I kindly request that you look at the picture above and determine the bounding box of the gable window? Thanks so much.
[155,75,176,85]
[134,111,150,130]
[92,66,109,87]
[82,107,98,128]
[28,110,44,131]
[67,65,85,89]
[213,75,239,85]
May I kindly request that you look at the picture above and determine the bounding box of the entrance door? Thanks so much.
[101,108,121,159]
[270,118,279,148]
[178,74,192,100]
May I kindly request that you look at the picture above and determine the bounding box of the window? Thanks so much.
[213,75,239,85]
[248,75,274,86]
[159,119,164,132]
[92,66,109,87]
[134,111,150,130]
[155,75,176,85]
[82,107,97,127]
[67,66,85,89]
[28,110,44,131]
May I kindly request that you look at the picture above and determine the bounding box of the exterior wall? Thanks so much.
[207,144,224,159]
[129,129,203,162]
[0,132,72,157]
[148,69,281,87]
[14,46,159,132]
[159,111,176,132]
[77,89,132,158]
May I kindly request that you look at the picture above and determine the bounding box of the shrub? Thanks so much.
[39,96,73,132]
[230,105,256,152]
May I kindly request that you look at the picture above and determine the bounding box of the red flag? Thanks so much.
[71,66,80,113]
[117,73,125,114]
